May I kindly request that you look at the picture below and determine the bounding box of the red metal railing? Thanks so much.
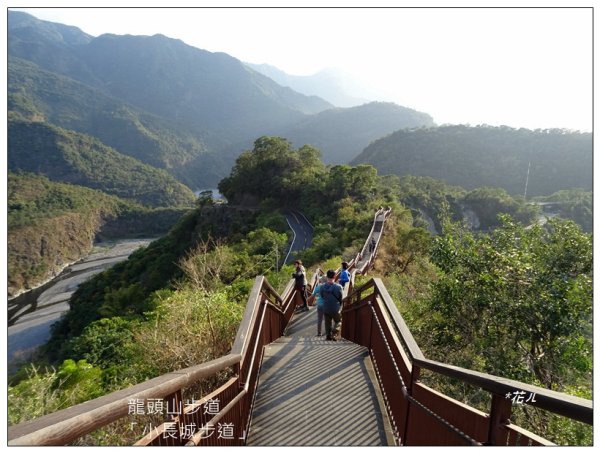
[341,277,592,446]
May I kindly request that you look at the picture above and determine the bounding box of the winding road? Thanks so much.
[283,210,314,264]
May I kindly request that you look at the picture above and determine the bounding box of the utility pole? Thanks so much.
[523,160,531,200]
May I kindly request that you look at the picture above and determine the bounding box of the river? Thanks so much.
[7,238,154,373]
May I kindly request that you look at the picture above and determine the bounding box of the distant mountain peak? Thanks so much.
[8,10,92,45]
[246,62,369,108]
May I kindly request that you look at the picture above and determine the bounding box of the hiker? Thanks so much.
[339,261,350,288]
[319,269,343,341]
[369,237,376,253]
[312,275,327,336]
[292,260,308,312]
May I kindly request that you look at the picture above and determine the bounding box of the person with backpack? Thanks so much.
[319,270,343,341]
[292,260,308,312]
[311,275,327,336]
[339,261,350,288]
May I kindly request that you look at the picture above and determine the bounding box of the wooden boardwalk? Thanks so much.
[354,209,388,272]
[246,308,395,446]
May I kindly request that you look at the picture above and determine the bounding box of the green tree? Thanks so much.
[428,216,592,390]
[66,317,135,369]
[218,136,328,208]
[54,359,104,405]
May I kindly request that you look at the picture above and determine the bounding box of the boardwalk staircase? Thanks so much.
[8,208,592,446]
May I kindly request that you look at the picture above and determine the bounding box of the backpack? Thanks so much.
[340,269,350,282]
[320,283,341,305]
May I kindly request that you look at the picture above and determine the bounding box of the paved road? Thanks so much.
[283,210,313,264]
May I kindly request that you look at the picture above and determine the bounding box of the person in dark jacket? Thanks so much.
[369,237,376,253]
[319,270,343,341]
[311,275,327,336]
[292,260,309,312]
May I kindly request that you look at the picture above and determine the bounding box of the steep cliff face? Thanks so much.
[8,212,103,297]
[7,173,192,297]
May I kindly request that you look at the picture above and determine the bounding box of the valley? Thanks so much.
[8,238,153,373]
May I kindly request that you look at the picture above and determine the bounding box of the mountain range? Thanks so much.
[8,10,434,189]
[352,125,592,197]
[281,102,434,163]
[9,11,591,199]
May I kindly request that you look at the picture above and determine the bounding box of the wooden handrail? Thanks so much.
[231,275,265,357]
[371,278,424,361]
[280,278,298,314]
[261,277,285,305]
[7,354,241,445]
[413,357,593,425]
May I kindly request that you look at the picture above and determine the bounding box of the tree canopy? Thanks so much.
[427,216,592,390]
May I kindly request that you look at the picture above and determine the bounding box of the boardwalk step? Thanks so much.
[247,309,396,446]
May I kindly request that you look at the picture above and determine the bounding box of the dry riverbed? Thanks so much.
[7,238,154,373]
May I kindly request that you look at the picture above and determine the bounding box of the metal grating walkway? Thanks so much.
[246,309,395,446]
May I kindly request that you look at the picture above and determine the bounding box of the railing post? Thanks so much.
[487,393,512,445]
[167,390,184,445]
[367,301,374,349]
[402,365,420,445]
[234,362,243,390]
[354,299,360,344]
[408,365,420,391]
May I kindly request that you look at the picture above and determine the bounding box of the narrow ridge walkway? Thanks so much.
[246,308,395,446]
[354,209,388,271]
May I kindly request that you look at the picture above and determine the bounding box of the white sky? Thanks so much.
[5,2,593,132]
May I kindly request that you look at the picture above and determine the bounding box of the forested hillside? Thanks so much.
[280,102,435,163]
[8,173,190,296]
[8,119,196,208]
[8,173,122,296]
[49,137,396,350]
[389,175,540,233]
[8,57,227,187]
[352,125,592,197]
[533,189,592,233]
[9,11,436,186]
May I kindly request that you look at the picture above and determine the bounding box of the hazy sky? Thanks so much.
[6,4,593,131]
